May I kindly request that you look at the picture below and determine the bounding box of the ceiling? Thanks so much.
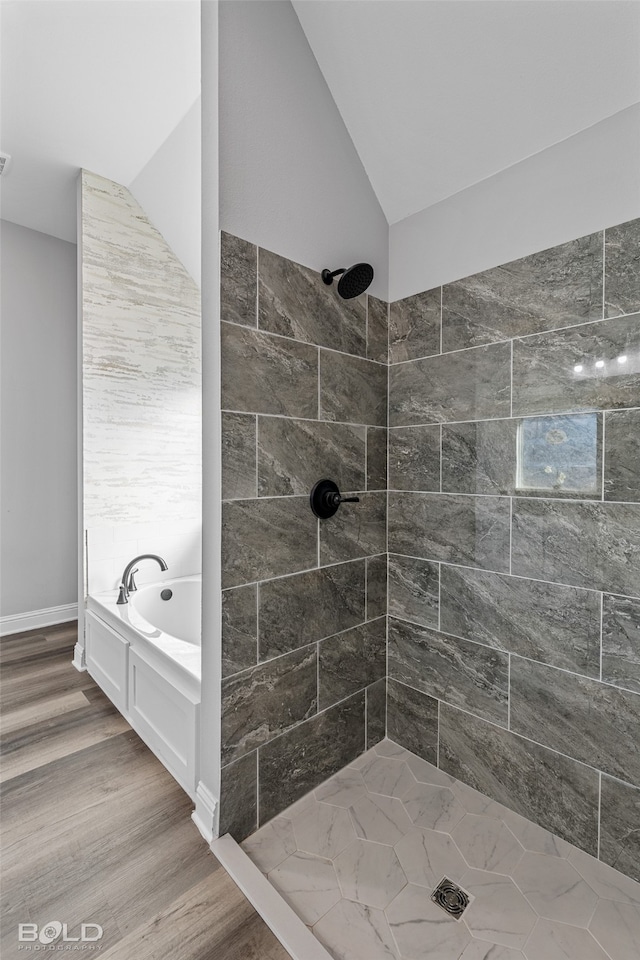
[293,0,640,225]
[0,0,200,241]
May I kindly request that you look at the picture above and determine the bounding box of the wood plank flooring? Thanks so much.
[0,622,291,960]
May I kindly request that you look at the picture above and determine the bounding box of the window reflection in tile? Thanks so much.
[517,414,600,496]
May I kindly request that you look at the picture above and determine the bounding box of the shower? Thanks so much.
[321,262,374,299]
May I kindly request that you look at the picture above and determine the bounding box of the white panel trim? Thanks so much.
[211,835,333,960]
[0,603,78,637]
[192,781,218,843]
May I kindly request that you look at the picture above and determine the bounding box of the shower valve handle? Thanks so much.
[310,479,360,519]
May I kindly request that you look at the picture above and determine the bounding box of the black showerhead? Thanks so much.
[322,262,374,299]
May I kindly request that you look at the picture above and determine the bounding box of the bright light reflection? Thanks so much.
[573,364,583,373]
[595,360,605,369]
[617,355,628,364]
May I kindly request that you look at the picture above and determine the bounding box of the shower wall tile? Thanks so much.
[388,618,509,725]
[257,417,365,497]
[604,408,640,502]
[440,565,601,677]
[441,232,603,352]
[222,584,257,679]
[367,295,389,363]
[442,420,516,495]
[511,498,640,595]
[319,492,387,565]
[388,425,440,491]
[605,218,640,318]
[222,413,256,500]
[219,752,257,841]
[386,678,438,764]
[320,350,387,426]
[439,704,600,855]
[258,691,365,823]
[389,341,511,426]
[602,594,640,694]
[510,658,640,786]
[221,321,318,418]
[599,775,640,880]
[366,555,387,620]
[388,554,439,628]
[512,313,640,417]
[366,678,387,749]
[389,287,441,363]
[221,497,317,588]
[366,427,387,490]
[221,645,317,764]
[388,492,511,573]
[258,561,366,660]
[258,247,366,357]
[318,618,387,710]
[221,231,257,327]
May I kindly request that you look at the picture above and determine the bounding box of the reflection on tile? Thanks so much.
[599,775,640,882]
[589,899,640,960]
[319,618,386,710]
[320,492,387,564]
[292,800,356,860]
[221,321,318,417]
[439,704,600,853]
[389,287,441,363]
[334,838,407,908]
[221,231,256,327]
[366,678,387,750]
[320,350,388,427]
[314,899,399,960]
[516,414,602,498]
[442,420,516,495]
[389,340,511,425]
[388,617,509,725]
[350,793,413,844]
[222,412,256,500]
[388,555,439,629]
[258,561,365,659]
[387,678,438,765]
[242,817,296,873]
[367,296,389,364]
[602,594,640,694]
[387,883,472,959]
[440,566,601,677]
[605,219,640,318]
[511,498,640,595]
[219,752,257,841]
[268,850,341,925]
[442,232,603,352]
[403,781,465,832]
[221,645,317,763]
[604,409,640,502]
[221,584,257,678]
[388,492,511,573]
[512,853,598,926]
[461,869,537,950]
[366,555,388,620]
[388,425,440,491]
[452,815,524,874]
[524,919,610,960]
[259,692,365,823]
[395,827,467,887]
[258,246,366,357]
[222,496,317,588]
[512,313,640,417]
[258,417,365,497]
[367,427,387,491]
[510,658,640,787]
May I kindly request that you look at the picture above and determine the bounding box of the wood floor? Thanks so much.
[0,622,291,960]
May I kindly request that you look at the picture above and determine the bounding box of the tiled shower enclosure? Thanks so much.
[218,219,640,903]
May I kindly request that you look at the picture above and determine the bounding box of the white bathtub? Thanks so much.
[84,575,202,798]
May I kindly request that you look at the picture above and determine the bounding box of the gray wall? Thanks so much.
[386,217,640,883]
[0,220,77,618]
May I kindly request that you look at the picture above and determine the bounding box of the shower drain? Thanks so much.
[430,877,471,920]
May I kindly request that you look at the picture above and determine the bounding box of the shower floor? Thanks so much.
[241,739,640,960]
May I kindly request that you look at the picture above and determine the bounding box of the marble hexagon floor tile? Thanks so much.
[402,781,466,832]
[524,918,611,960]
[268,850,341,925]
[240,816,296,873]
[452,814,525,874]
[589,899,640,960]
[292,800,356,860]
[512,852,599,927]
[395,827,467,888]
[334,838,407,909]
[359,754,415,799]
[315,767,367,808]
[350,793,413,844]
[314,899,400,960]
[461,869,537,950]
[386,883,473,959]
[460,942,525,960]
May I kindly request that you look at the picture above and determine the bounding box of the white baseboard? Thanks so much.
[192,781,218,843]
[0,603,78,637]
[72,641,87,672]
[211,834,332,960]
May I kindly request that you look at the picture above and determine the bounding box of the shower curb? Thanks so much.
[211,834,333,960]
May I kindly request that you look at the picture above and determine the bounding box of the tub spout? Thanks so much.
[117,555,168,604]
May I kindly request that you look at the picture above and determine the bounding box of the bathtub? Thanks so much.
[84,575,201,799]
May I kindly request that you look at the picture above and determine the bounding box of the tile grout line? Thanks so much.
[256,582,260,665]
[597,770,602,859]
[436,699,441,768]
[601,411,606,502]
[507,653,511,731]
[222,316,388,367]
[255,414,259,496]
[439,285,443,355]
[599,591,604,682]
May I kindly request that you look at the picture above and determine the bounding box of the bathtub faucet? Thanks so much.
[117,555,168,604]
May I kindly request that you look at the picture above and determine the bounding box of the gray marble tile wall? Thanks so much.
[218,232,389,841]
[387,218,640,881]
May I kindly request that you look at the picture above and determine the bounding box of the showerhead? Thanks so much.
[322,262,374,299]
